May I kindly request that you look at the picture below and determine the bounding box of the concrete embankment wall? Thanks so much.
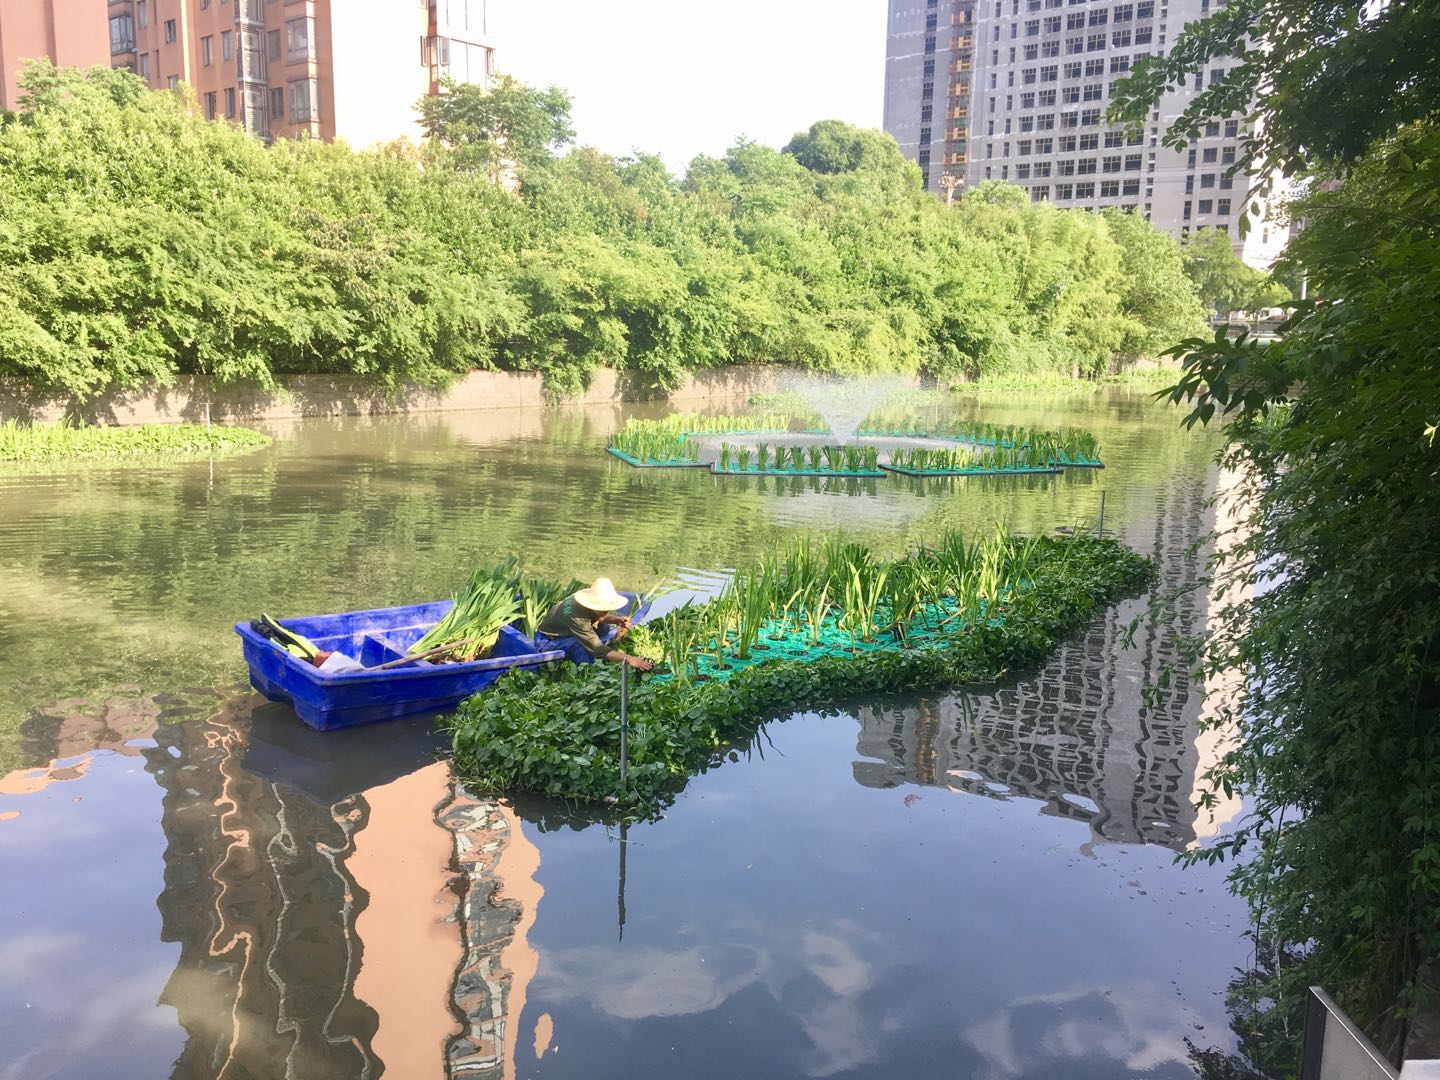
[0,366,865,426]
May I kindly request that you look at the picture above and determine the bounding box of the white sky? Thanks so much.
[492,0,887,174]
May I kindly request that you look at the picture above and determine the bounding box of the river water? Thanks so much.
[0,389,1257,1079]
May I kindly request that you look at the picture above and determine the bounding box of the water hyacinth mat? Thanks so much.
[881,464,1063,477]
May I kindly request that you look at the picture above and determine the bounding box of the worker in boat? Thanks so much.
[535,578,654,671]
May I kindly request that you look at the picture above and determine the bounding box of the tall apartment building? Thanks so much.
[884,0,1287,266]
[2,0,494,147]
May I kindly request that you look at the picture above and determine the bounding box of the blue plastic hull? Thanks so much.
[234,600,566,731]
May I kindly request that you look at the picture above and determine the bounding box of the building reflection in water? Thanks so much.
[852,464,1244,851]
[130,699,542,1080]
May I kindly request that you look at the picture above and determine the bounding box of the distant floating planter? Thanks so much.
[1047,454,1105,468]
[712,465,886,479]
[606,448,709,469]
[882,463,1063,478]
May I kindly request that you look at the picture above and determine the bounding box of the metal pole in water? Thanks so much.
[619,663,629,791]
[1098,490,1106,535]
[203,400,212,431]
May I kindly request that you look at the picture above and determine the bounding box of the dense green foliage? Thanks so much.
[1180,228,1289,316]
[0,64,1206,401]
[448,535,1152,814]
[0,420,269,461]
[1116,1,1440,1067]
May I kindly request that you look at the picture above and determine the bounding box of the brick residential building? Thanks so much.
[2,0,494,147]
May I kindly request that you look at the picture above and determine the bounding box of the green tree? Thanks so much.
[418,74,574,177]
[1100,209,1208,360]
[1180,227,1287,316]
[1113,0,1440,1064]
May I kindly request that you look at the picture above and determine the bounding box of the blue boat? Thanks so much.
[235,593,646,732]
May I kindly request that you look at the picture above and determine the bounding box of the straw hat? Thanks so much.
[574,577,627,612]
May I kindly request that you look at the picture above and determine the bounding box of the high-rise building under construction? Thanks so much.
[883,0,1286,265]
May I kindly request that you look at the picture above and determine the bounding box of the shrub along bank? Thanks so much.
[0,64,1208,400]
[447,535,1152,814]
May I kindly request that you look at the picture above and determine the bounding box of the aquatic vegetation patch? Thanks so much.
[448,535,1152,814]
[607,412,818,467]
[712,442,882,477]
[883,444,1062,477]
[0,420,270,462]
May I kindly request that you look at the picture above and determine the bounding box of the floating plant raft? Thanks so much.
[713,442,883,478]
[448,531,1154,814]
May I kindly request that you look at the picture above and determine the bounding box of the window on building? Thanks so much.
[1219,174,1235,190]
[1198,199,1213,214]
[222,30,233,60]
[1020,116,1034,132]
[1057,158,1076,175]
[1114,3,1134,20]
[289,76,318,121]
[1083,83,1102,101]
[1044,15,1062,31]
[1208,67,1225,85]
[1183,200,1192,220]
[1184,175,1194,194]
[1056,183,1074,199]
[221,87,234,116]
[1086,32,1105,50]
[204,91,217,118]
[1187,148,1197,167]
[201,0,210,8]
[1067,12,1085,28]
[1134,26,1152,43]
[1077,157,1097,174]
[1102,156,1121,172]
[1217,223,1230,235]
[1200,173,1216,188]
[1124,153,1142,170]
[138,52,151,79]
[1066,35,1084,53]
[286,16,314,62]
[1078,132,1098,150]
[1222,146,1236,164]
[1062,85,1080,103]
[1036,137,1054,153]
[1128,130,1144,145]
[1042,39,1060,57]
[1101,180,1120,196]
[1111,28,1131,46]
[1020,92,1036,109]
[1018,139,1032,155]
[1025,18,1040,34]
[1122,178,1140,195]
[1090,8,1108,23]
[167,74,178,89]
[1103,130,1123,148]
[1031,186,1050,202]
[1205,121,1220,137]
[1060,111,1078,128]
[1040,64,1057,81]
[1039,89,1057,106]
[202,36,213,66]
[137,0,147,27]
[270,86,284,119]
[1202,147,1218,163]
[268,29,281,61]
[1075,182,1095,197]
[1224,119,1239,138]
[1036,113,1055,130]
[1024,43,1039,60]
[1085,58,1104,75]
[109,14,135,54]
[924,58,936,76]
[1058,134,1077,151]
[1001,164,1009,178]
[1063,61,1082,78]
[1217,197,1232,215]
[1035,161,1052,176]
[1017,163,1032,179]
[921,105,933,122]
[1081,107,1101,125]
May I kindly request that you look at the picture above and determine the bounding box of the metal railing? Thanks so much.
[1301,987,1398,1080]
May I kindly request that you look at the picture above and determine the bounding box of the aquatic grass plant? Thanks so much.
[0,419,271,462]
[413,565,522,661]
[448,535,1154,813]
[517,575,584,639]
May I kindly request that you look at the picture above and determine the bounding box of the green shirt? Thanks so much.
[537,595,609,658]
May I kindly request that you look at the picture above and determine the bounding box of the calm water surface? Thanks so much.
[0,390,1254,1079]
